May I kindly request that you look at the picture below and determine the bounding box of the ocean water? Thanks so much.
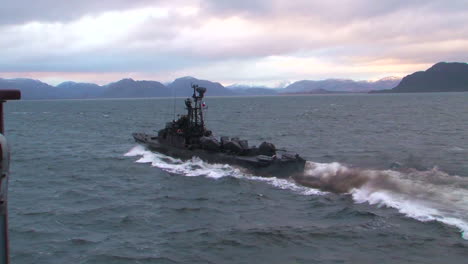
[5,93,468,263]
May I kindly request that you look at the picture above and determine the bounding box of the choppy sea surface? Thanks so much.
[6,93,468,263]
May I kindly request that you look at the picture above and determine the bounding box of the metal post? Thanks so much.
[0,90,21,264]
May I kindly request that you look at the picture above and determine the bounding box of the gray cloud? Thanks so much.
[0,47,209,73]
[203,0,443,21]
[0,0,467,83]
[4,0,464,25]
[0,0,171,25]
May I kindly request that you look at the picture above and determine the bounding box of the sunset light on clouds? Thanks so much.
[1,0,467,86]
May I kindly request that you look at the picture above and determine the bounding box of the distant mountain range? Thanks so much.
[226,84,279,95]
[101,79,169,98]
[2,62,465,99]
[0,75,401,100]
[0,76,240,100]
[282,76,401,94]
[372,62,468,93]
[169,77,235,97]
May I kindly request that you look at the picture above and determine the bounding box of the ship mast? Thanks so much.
[186,84,206,134]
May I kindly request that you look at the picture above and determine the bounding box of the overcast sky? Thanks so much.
[1,0,467,86]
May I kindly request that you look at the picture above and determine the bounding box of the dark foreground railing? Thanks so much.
[0,90,21,264]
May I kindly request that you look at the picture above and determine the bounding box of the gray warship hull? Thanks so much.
[133,132,306,178]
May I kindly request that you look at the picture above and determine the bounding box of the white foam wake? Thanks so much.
[302,161,468,240]
[124,145,324,196]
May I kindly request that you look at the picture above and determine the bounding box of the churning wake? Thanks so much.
[296,161,468,239]
[125,145,468,240]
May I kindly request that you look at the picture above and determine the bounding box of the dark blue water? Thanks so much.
[6,93,468,263]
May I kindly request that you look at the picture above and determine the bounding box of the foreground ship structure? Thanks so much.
[133,85,305,177]
[0,90,21,264]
